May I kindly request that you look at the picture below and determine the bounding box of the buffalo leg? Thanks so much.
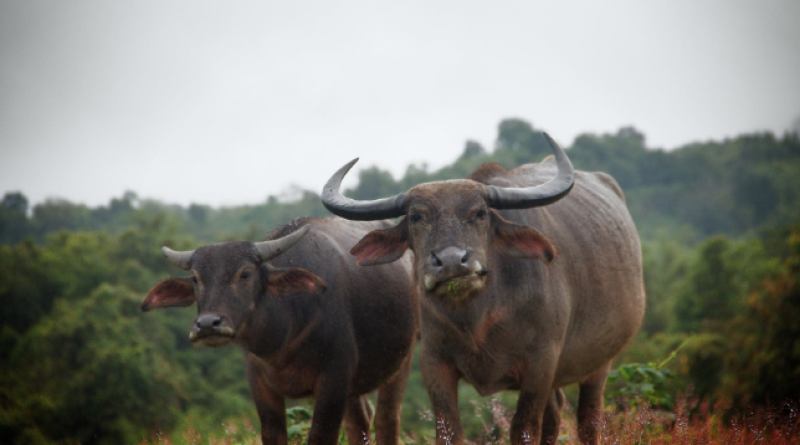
[510,390,550,445]
[343,396,373,445]
[510,361,559,445]
[540,388,565,445]
[308,365,352,445]
[420,357,464,445]
[577,362,611,445]
[247,361,288,445]
[374,347,414,445]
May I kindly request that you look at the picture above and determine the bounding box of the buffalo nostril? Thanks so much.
[461,252,469,264]
[429,251,443,267]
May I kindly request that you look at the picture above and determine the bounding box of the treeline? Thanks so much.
[345,121,800,242]
[2,119,800,444]
[3,119,799,246]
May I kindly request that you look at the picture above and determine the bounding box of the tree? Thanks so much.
[32,199,92,236]
[1,192,28,214]
[672,236,739,333]
[347,166,402,200]
[640,238,690,334]
[568,127,648,189]
[723,231,800,407]
[0,240,60,334]
[458,140,486,160]
[188,203,209,225]
[1,284,186,445]
[0,192,31,244]
[494,118,551,162]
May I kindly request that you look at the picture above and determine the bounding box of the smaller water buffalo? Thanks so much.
[142,218,417,445]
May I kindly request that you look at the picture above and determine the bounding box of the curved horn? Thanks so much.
[321,158,406,221]
[485,132,575,210]
[253,224,310,262]
[162,246,194,271]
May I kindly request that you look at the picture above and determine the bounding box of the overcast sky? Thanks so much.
[2,1,799,209]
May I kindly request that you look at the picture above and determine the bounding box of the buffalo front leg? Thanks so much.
[510,361,559,445]
[308,365,352,445]
[374,348,414,445]
[540,388,565,445]
[510,389,551,445]
[577,362,611,445]
[420,358,464,445]
[247,362,287,445]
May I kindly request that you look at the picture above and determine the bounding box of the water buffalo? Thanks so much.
[321,133,645,445]
[141,218,417,445]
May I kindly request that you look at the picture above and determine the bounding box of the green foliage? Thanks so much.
[720,231,800,407]
[608,363,673,408]
[0,192,31,245]
[670,236,779,334]
[673,230,800,408]
[285,406,314,442]
[0,214,254,445]
[640,238,691,334]
[2,284,184,445]
[495,118,553,163]
[568,126,649,189]
[447,280,460,294]
[459,140,487,161]
[607,342,685,409]
[672,237,738,332]
[0,239,58,334]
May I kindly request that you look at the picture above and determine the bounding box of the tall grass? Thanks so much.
[140,395,800,444]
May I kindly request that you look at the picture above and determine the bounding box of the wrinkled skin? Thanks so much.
[347,161,645,445]
[142,217,417,445]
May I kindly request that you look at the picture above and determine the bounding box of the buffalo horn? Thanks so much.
[253,224,310,262]
[162,246,194,271]
[484,132,575,210]
[321,158,406,221]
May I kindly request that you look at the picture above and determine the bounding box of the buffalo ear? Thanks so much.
[142,277,196,311]
[491,210,557,261]
[349,218,409,266]
[265,266,327,296]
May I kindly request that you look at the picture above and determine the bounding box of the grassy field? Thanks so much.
[138,395,800,445]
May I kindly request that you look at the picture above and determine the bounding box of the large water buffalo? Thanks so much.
[141,218,417,445]
[321,133,645,445]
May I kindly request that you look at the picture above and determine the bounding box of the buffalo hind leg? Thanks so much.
[374,348,414,445]
[343,396,374,445]
[577,361,612,445]
[540,388,565,445]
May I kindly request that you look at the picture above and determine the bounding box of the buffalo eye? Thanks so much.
[240,270,251,281]
[409,214,422,223]
[476,209,487,220]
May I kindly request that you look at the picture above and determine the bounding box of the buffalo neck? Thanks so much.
[237,293,325,364]
[236,295,292,359]
[421,283,493,334]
